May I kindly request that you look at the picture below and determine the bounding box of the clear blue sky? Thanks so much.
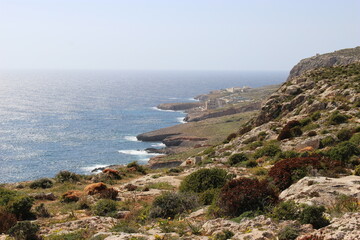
[0,0,359,71]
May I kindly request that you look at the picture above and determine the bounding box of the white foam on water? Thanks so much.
[123,136,138,142]
[177,117,186,123]
[118,149,163,156]
[151,142,166,147]
[150,106,176,112]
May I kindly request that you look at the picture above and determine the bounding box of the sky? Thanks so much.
[0,0,359,71]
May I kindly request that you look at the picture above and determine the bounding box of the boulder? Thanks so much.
[280,176,360,206]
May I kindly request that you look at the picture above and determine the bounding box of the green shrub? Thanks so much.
[278,225,300,240]
[253,144,281,159]
[307,131,317,137]
[320,136,336,148]
[336,129,353,141]
[179,168,228,193]
[93,199,117,216]
[111,220,139,233]
[0,187,17,206]
[199,188,220,205]
[127,161,147,174]
[300,117,312,126]
[328,111,348,125]
[228,153,248,166]
[327,194,359,217]
[55,171,81,183]
[355,165,360,176]
[276,151,300,160]
[218,178,278,217]
[10,196,35,220]
[29,178,53,189]
[8,221,40,240]
[46,230,89,240]
[350,133,360,145]
[149,192,198,219]
[270,201,300,220]
[35,203,50,218]
[214,230,234,240]
[245,160,258,168]
[299,205,329,229]
[0,207,17,233]
[326,141,360,162]
[310,111,321,121]
[231,210,263,223]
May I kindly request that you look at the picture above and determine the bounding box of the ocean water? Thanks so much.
[0,70,287,183]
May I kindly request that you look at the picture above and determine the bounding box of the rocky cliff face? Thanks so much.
[287,46,360,80]
[254,47,360,127]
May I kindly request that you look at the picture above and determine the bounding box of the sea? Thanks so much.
[0,70,287,183]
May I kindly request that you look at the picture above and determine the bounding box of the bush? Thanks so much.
[337,129,353,141]
[29,178,53,189]
[278,225,300,240]
[228,153,248,166]
[8,221,40,240]
[355,165,360,176]
[127,161,146,174]
[199,188,220,205]
[310,111,321,121]
[214,230,234,240]
[328,111,348,125]
[326,141,360,162]
[269,156,342,191]
[35,203,50,218]
[55,171,80,183]
[307,131,317,137]
[253,144,281,159]
[93,199,117,216]
[320,136,336,148]
[179,168,228,193]
[10,196,35,220]
[350,132,360,145]
[299,205,329,229]
[150,192,198,219]
[225,133,237,142]
[218,178,278,217]
[0,207,17,233]
[111,220,139,233]
[245,160,258,168]
[270,201,300,220]
[277,121,302,140]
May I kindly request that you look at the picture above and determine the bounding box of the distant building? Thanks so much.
[205,98,226,110]
[225,86,251,93]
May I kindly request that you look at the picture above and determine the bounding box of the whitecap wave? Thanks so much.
[123,136,138,142]
[150,106,177,112]
[118,149,163,156]
[177,117,186,123]
[151,142,166,147]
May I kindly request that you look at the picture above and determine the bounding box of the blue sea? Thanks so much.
[0,70,286,183]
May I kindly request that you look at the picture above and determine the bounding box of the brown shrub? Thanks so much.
[0,207,17,233]
[218,178,278,217]
[84,182,108,195]
[62,190,83,203]
[269,155,342,191]
[278,120,302,141]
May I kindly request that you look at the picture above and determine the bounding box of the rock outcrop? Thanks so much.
[288,46,360,80]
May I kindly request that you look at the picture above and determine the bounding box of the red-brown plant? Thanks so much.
[218,178,278,217]
[0,207,17,233]
[277,120,302,140]
[269,155,342,191]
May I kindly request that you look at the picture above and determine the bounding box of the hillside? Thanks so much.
[0,47,360,240]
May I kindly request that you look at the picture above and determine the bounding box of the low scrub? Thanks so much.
[180,168,228,193]
[8,221,40,240]
[218,178,278,217]
[299,205,329,229]
[253,144,281,159]
[325,141,360,163]
[29,178,53,189]
[228,153,248,166]
[269,156,342,191]
[277,120,302,141]
[93,199,118,217]
[55,171,81,183]
[0,207,17,233]
[328,111,349,125]
[150,192,198,219]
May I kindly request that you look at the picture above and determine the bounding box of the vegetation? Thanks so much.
[228,153,248,166]
[149,192,198,219]
[299,205,329,229]
[278,225,300,240]
[253,144,281,159]
[179,168,228,193]
[8,221,40,240]
[93,199,118,216]
[29,178,53,189]
[55,171,81,183]
[218,178,278,217]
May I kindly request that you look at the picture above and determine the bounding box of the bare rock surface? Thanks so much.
[296,212,360,240]
[280,176,360,206]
